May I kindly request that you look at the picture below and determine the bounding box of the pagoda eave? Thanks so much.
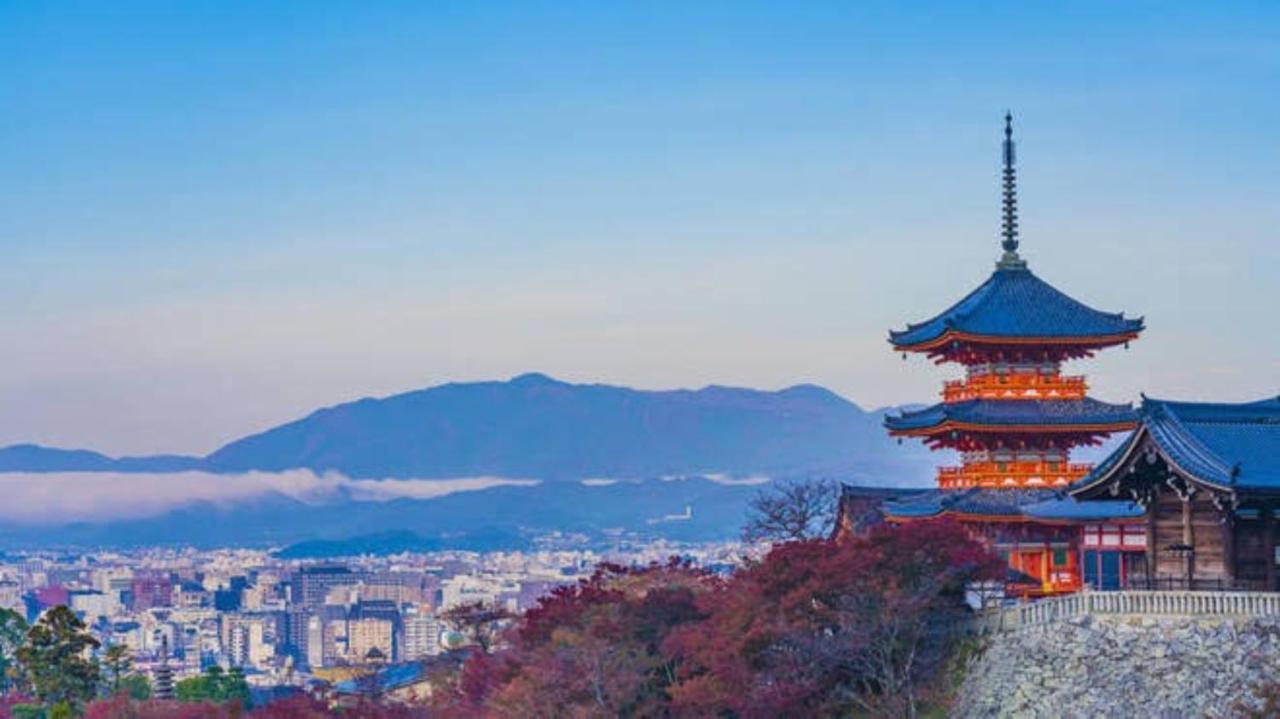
[891,330,1141,361]
[889,421,1137,452]
[888,420,1138,436]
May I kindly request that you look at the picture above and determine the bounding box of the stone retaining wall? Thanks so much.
[954,614,1280,718]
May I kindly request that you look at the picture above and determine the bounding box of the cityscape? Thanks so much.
[0,540,746,699]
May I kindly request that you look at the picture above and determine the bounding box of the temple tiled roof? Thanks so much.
[335,661,426,694]
[1074,396,1280,492]
[882,487,1143,521]
[1021,496,1144,521]
[883,488,1057,518]
[889,266,1144,349]
[885,397,1136,433]
[839,484,931,501]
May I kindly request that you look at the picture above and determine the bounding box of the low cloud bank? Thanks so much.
[0,471,539,525]
[659,473,772,486]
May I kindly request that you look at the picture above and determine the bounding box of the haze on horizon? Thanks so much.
[2,1,1277,456]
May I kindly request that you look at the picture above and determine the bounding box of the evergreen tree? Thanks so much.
[174,665,250,704]
[117,673,151,700]
[14,606,101,706]
[100,644,132,696]
[0,608,28,693]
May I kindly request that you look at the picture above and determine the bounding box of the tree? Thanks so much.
[174,665,249,704]
[84,694,232,719]
[100,644,133,696]
[118,673,152,701]
[0,608,28,694]
[14,606,101,706]
[433,561,715,718]
[742,478,839,542]
[440,602,513,654]
[666,520,1004,718]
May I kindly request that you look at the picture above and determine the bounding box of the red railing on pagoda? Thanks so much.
[937,461,1093,489]
[942,374,1087,403]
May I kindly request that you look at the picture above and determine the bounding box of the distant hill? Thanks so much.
[272,529,527,558]
[0,476,827,550]
[0,444,204,473]
[0,374,939,549]
[0,374,932,481]
[200,373,930,481]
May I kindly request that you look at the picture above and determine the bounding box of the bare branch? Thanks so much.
[742,478,839,543]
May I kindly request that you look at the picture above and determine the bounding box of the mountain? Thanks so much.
[0,444,205,473]
[0,374,939,549]
[202,373,927,481]
[0,475,838,551]
[0,374,932,481]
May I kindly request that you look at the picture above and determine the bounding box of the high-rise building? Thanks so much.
[346,617,394,666]
[293,566,368,609]
[402,610,442,660]
[130,576,173,611]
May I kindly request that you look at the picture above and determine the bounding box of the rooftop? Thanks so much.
[881,487,1143,522]
[1074,396,1280,493]
[889,266,1144,352]
[885,397,1136,434]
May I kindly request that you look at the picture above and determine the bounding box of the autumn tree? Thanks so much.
[667,520,1003,718]
[441,601,513,654]
[433,561,715,718]
[14,606,101,707]
[742,478,839,542]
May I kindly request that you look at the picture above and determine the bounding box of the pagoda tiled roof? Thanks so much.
[889,266,1143,349]
[882,487,1142,521]
[1073,396,1280,493]
[885,397,1136,433]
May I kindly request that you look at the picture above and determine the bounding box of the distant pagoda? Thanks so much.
[152,637,175,700]
[886,114,1144,490]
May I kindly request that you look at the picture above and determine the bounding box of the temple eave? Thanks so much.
[890,329,1142,354]
[887,420,1139,437]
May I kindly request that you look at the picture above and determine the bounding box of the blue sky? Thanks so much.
[1,1,1277,454]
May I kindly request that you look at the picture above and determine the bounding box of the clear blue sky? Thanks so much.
[1,1,1277,454]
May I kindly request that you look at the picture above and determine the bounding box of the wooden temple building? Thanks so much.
[1070,397,1280,590]
[837,115,1155,596]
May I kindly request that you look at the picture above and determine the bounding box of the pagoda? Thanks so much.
[885,114,1143,491]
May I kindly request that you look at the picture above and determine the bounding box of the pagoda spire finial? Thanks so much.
[997,112,1026,269]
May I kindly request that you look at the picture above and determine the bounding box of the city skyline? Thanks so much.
[3,2,1278,454]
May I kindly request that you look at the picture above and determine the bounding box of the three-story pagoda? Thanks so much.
[886,115,1144,491]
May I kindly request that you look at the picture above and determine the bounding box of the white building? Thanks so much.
[402,611,442,659]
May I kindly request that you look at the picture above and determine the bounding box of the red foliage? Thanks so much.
[432,560,716,718]
[0,694,36,719]
[84,696,234,719]
[664,520,1003,717]
[430,522,999,717]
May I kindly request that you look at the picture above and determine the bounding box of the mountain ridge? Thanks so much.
[0,374,926,481]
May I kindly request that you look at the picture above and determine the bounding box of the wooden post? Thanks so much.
[1264,502,1276,591]
[1222,506,1237,587]
[1182,496,1194,585]
[1146,491,1158,587]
